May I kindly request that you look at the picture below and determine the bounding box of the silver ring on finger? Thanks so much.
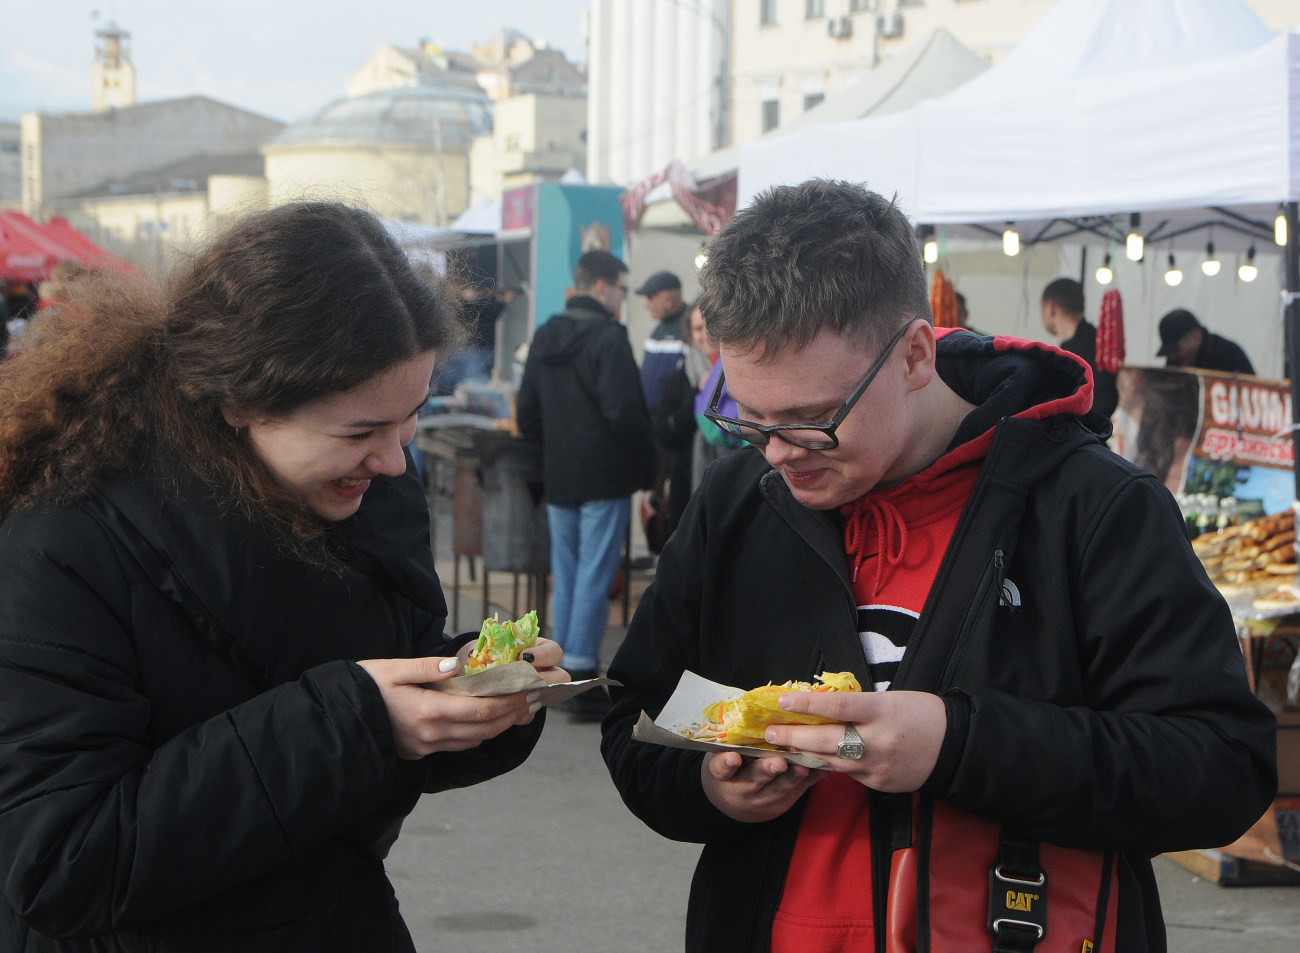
[837,723,865,760]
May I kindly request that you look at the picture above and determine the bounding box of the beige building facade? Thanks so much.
[469,93,587,204]
[43,152,270,273]
[21,96,283,220]
[264,142,472,225]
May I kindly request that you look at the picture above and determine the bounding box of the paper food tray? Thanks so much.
[433,660,619,707]
[630,670,830,769]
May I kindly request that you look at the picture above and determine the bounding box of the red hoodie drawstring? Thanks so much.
[843,495,909,597]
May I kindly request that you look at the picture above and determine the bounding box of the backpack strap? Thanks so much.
[988,831,1049,952]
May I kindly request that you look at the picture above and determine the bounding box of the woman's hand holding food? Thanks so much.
[453,634,568,683]
[518,636,569,684]
[357,655,543,760]
[701,750,827,824]
[763,689,947,793]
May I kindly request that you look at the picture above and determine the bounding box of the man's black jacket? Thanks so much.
[601,331,1276,953]
[517,295,657,504]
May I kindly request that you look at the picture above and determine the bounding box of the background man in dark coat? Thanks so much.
[517,250,656,720]
[1040,277,1119,418]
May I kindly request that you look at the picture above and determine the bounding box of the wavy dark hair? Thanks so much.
[697,179,930,361]
[0,202,462,551]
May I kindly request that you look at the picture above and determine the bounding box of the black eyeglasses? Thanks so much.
[703,320,916,450]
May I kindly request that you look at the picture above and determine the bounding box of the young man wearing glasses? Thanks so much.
[600,181,1275,953]
[517,250,656,720]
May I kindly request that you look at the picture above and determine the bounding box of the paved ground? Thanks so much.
[391,499,1300,951]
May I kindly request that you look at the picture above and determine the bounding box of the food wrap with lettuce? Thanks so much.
[465,610,539,674]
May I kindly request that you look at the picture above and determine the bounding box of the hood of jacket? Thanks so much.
[931,328,1101,469]
[531,296,621,366]
[838,329,1102,595]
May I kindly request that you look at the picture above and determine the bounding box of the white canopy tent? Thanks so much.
[739,0,1297,250]
[740,0,1300,264]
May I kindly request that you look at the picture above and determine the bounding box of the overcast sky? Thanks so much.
[0,0,591,124]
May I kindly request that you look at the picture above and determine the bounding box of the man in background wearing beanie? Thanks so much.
[1157,308,1255,375]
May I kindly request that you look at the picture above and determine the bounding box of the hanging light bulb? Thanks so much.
[1276,209,1288,246]
[1095,252,1113,285]
[923,239,938,263]
[1125,213,1143,261]
[1201,241,1220,276]
[1002,224,1020,257]
[1164,254,1183,287]
[1239,245,1258,282]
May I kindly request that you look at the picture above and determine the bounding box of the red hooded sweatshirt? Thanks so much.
[771,330,1094,952]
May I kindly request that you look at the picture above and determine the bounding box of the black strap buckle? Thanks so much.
[989,858,1048,952]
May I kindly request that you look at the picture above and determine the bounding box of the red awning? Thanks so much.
[0,212,133,282]
[40,217,133,273]
[0,214,60,283]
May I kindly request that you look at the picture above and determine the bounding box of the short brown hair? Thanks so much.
[697,180,930,360]
[573,250,627,293]
[1041,278,1084,317]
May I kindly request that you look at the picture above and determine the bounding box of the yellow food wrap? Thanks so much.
[696,671,862,748]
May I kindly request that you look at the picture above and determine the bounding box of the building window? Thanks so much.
[803,92,825,112]
[761,0,779,27]
[849,0,876,12]
[898,0,925,7]
[806,0,825,19]
[761,99,780,133]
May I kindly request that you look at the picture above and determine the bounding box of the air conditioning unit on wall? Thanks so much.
[828,16,853,40]
[876,12,904,39]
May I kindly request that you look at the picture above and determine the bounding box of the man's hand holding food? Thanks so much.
[698,675,948,821]
[765,689,948,794]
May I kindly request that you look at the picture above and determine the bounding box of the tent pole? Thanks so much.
[1286,202,1300,506]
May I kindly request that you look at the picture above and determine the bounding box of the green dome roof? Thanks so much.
[273,85,492,148]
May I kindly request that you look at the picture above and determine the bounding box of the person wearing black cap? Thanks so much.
[636,270,689,410]
[1157,308,1254,375]
[636,271,689,553]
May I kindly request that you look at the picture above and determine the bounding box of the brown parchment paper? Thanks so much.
[433,660,620,706]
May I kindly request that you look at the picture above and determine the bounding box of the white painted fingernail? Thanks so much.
[525,691,541,703]
[439,658,459,672]
[528,702,542,714]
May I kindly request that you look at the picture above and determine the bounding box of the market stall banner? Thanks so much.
[1115,366,1293,517]
[1198,373,1293,470]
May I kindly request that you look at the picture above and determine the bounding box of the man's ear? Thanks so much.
[901,321,937,392]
